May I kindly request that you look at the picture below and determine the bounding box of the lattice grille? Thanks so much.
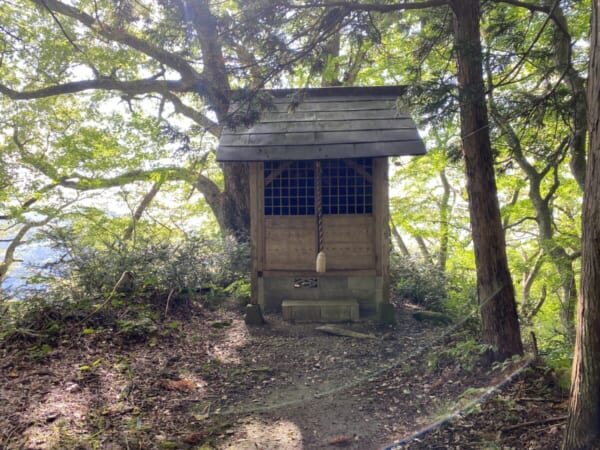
[264,158,372,216]
[264,160,315,215]
[322,158,373,214]
[293,277,318,288]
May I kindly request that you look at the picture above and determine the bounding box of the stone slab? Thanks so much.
[376,302,397,325]
[282,299,359,323]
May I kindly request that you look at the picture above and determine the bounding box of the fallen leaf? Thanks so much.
[327,436,353,446]
[183,433,206,445]
[163,379,195,391]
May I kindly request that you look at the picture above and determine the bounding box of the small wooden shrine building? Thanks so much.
[217,86,425,323]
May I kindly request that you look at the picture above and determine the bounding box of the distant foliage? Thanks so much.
[391,253,479,329]
[390,254,448,311]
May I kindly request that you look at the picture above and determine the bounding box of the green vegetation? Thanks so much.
[0,0,591,398]
[0,236,250,349]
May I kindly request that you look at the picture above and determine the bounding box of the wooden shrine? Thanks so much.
[217,86,426,323]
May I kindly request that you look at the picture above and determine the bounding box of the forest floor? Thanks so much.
[1,298,569,450]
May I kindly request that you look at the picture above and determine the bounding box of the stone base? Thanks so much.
[244,304,265,325]
[376,303,397,324]
[282,299,359,323]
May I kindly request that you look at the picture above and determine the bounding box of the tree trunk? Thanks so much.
[486,56,577,345]
[563,0,600,446]
[450,0,523,360]
[439,169,451,271]
[221,162,251,237]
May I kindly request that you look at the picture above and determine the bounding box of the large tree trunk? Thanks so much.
[221,162,251,236]
[563,0,600,447]
[450,0,523,360]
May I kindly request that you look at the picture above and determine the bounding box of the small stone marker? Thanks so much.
[244,304,265,325]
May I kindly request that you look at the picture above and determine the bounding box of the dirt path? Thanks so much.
[0,301,567,449]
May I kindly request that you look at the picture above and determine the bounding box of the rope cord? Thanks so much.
[383,360,533,449]
[315,160,323,253]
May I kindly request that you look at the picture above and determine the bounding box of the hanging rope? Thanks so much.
[315,160,326,272]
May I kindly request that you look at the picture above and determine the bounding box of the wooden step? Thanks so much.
[282,299,359,323]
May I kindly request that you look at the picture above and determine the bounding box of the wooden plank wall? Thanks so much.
[255,159,385,276]
[323,215,375,270]
[264,217,316,270]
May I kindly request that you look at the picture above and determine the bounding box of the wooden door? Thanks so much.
[262,159,376,272]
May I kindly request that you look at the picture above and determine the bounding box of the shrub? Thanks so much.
[0,233,251,346]
[390,254,448,311]
[46,233,250,304]
[390,253,479,332]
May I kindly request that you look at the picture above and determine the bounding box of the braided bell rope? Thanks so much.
[315,160,323,253]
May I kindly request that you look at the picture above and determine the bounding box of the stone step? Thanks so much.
[282,299,359,323]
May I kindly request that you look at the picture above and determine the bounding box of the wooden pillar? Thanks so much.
[374,158,394,323]
[246,163,264,324]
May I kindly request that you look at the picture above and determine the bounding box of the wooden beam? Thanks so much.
[264,161,293,186]
[344,159,373,184]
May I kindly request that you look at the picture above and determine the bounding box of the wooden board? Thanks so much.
[219,129,421,147]
[264,217,316,270]
[249,163,260,304]
[322,215,376,270]
[257,109,410,123]
[271,98,397,112]
[225,118,416,135]
[218,141,425,161]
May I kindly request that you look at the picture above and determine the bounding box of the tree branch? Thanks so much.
[493,0,570,36]
[173,0,231,120]
[123,180,163,242]
[0,216,53,281]
[56,167,196,190]
[0,182,60,220]
[161,91,221,137]
[286,0,449,12]
[193,172,226,230]
[31,0,202,83]
[0,77,189,101]
[503,216,538,230]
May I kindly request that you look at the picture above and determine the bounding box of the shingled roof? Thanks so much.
[216,86,426,161]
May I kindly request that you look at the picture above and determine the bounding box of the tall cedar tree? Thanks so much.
[450,0,523,359]
[563,0,600,446]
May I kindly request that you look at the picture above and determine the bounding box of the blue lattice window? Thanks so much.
[321,158,373,214]
[264,158,372,216]
[264,160,315,216]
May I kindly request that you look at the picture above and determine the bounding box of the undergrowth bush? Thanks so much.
[0,234,251,347]
[54,234,250,300]
[390,254,449,311]
[390,253,479,332]
[536,334,573,389]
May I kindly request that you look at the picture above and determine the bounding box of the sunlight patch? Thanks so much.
[208,319,250,364]
[22,383,91,449]
[217,418,304,449]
